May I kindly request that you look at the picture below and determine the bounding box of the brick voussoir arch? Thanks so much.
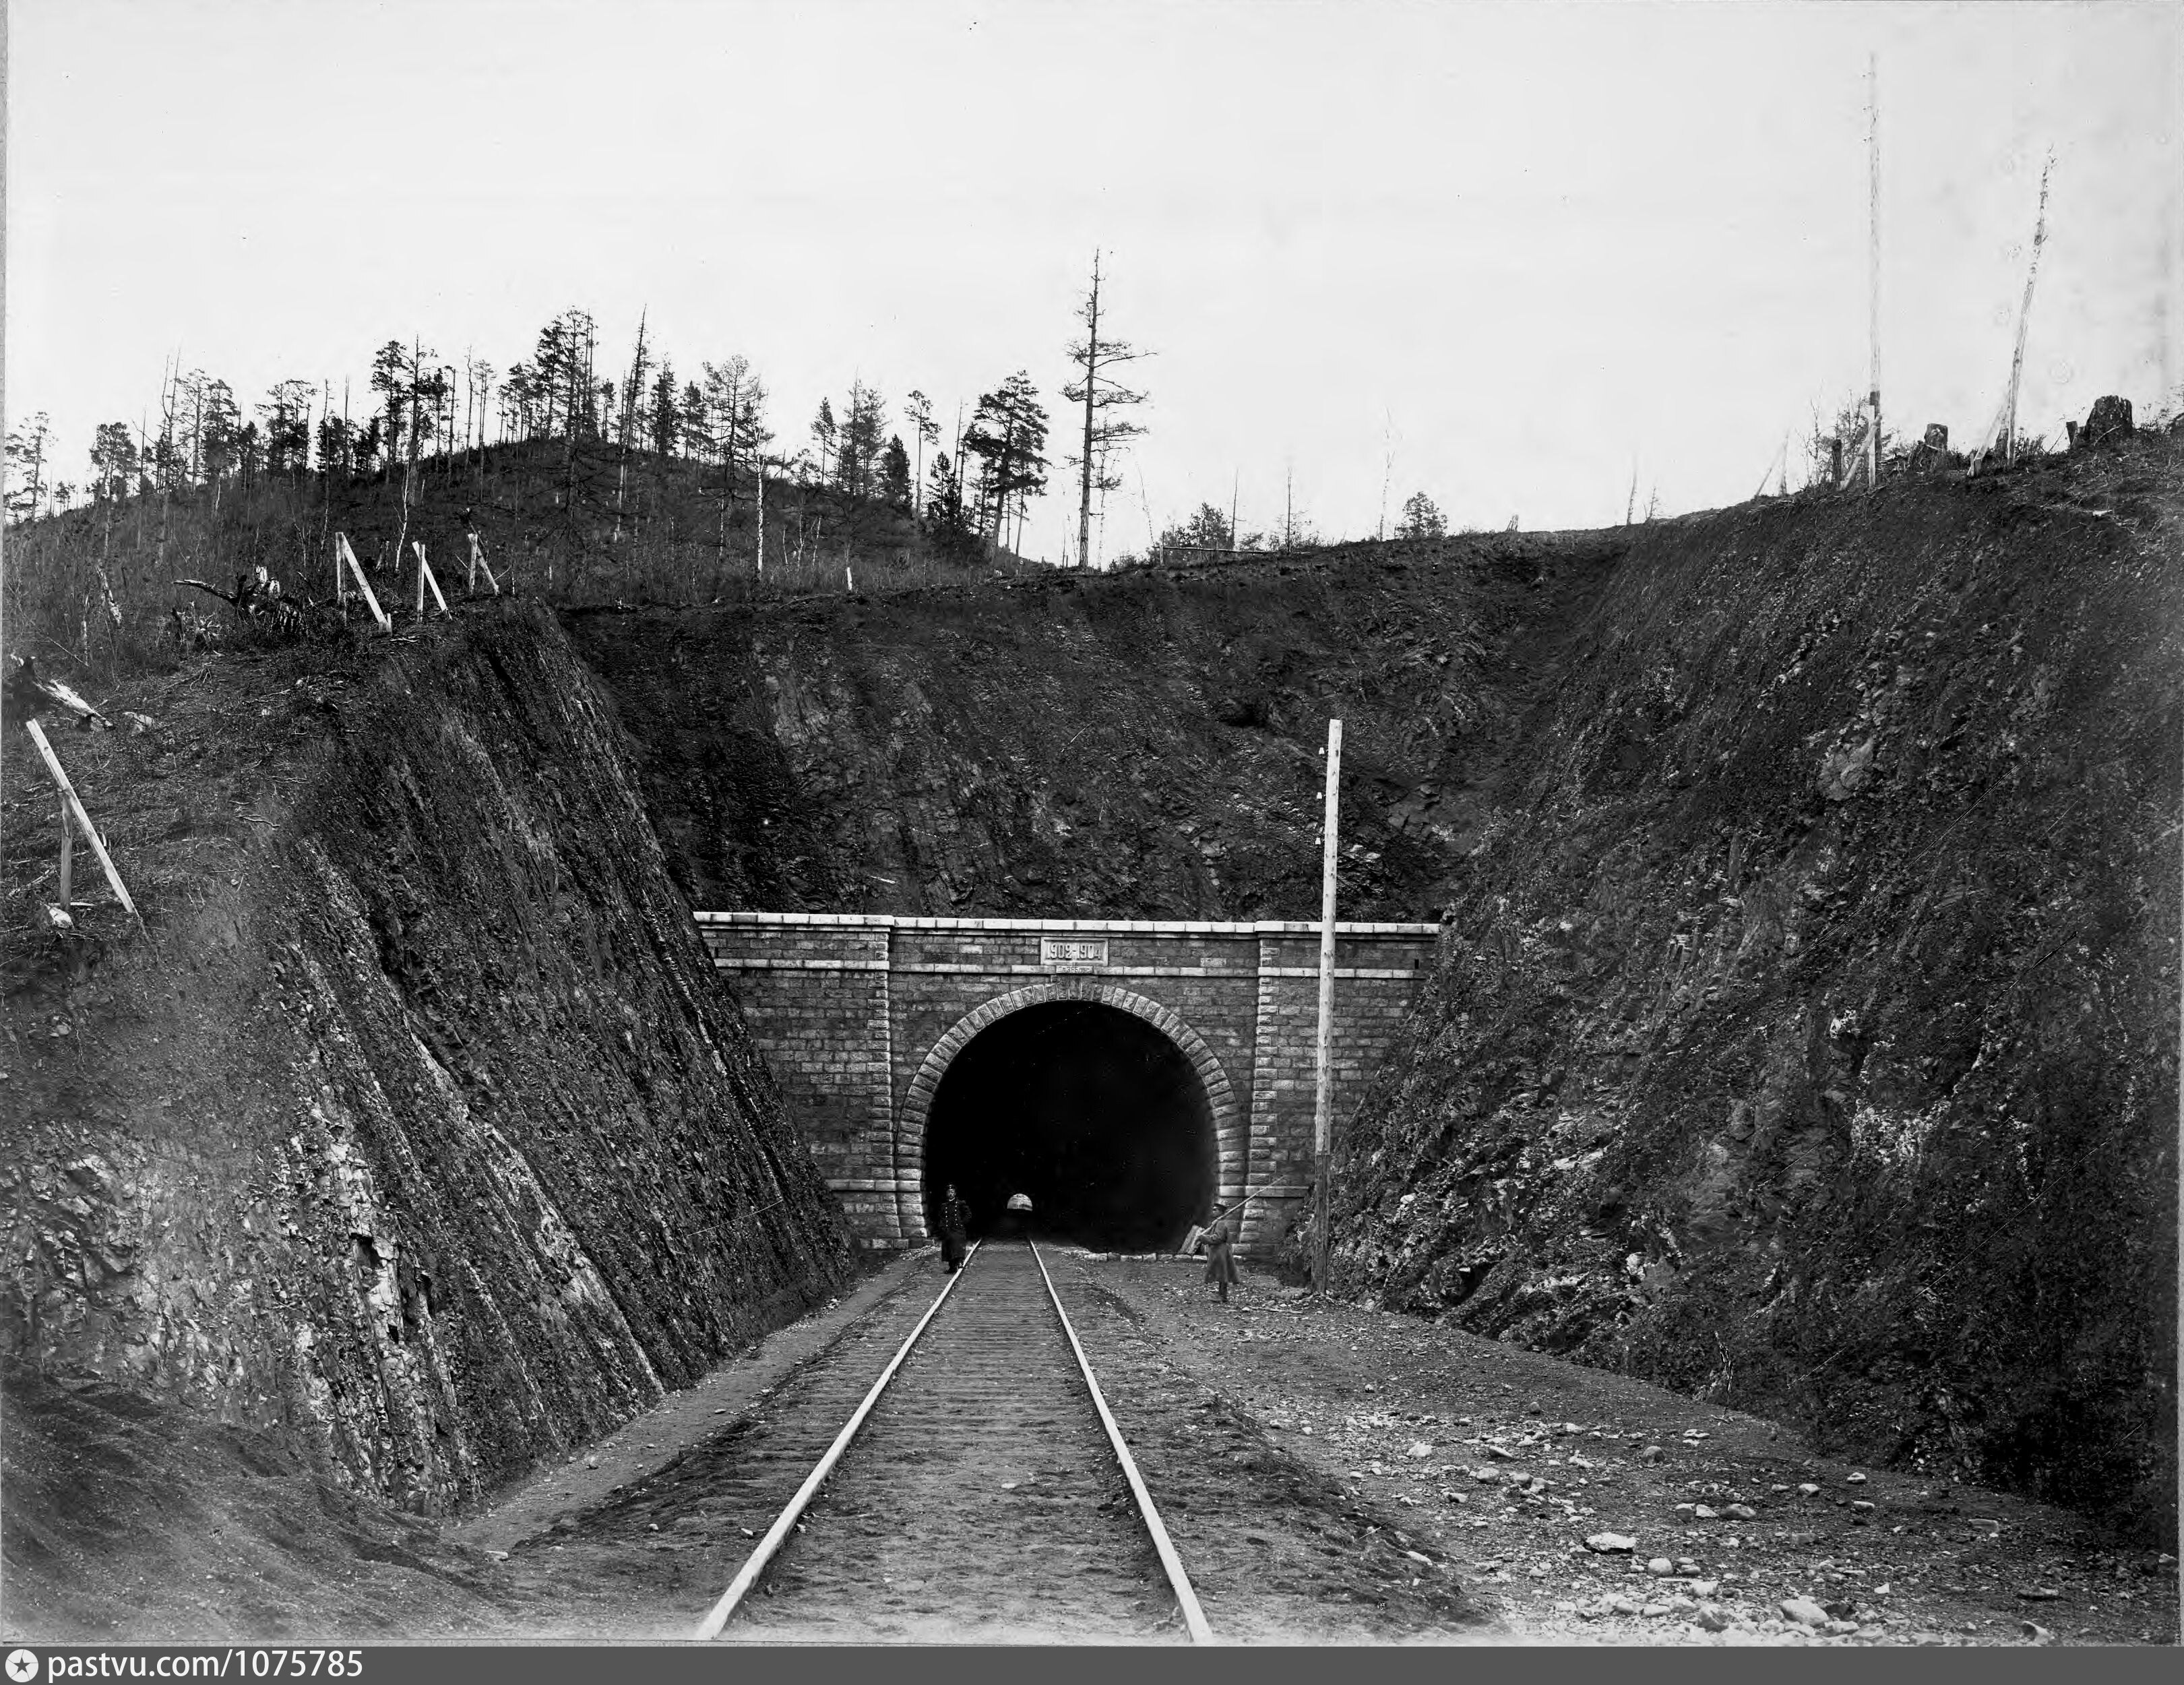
[894,981,1243,1242]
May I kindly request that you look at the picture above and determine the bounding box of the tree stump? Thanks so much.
[2083,395,2134,446]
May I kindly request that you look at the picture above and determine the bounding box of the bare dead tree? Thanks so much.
[1062,251,1150,570]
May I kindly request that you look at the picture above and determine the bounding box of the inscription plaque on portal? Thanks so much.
[1040,936,1108,971]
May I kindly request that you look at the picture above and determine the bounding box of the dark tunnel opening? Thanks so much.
[923,1002,1218,1253]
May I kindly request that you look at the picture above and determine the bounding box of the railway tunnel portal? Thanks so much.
[697,913,1439,1258]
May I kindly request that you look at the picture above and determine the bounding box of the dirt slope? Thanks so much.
[567,530,1623,922]
[1,603,854,1532]
[1333,437,2181,1541]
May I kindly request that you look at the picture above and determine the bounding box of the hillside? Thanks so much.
[0,437,1017,690]
[1,603,854,1535]
[1330,437,2181,1540]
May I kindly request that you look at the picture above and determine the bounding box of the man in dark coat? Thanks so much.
[1202,1215,1240,1304]
[938,1184,970,1273]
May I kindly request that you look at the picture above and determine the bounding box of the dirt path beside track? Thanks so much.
[1072,1253,2177,1647]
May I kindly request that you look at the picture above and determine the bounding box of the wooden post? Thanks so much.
[1866,53,1881,493]
[2001,154,2053,465]
[466,530,499,595]
[1313,716,1343,1293]
[57,797,73,909]
[24,719,142,928]
[334,532,392,632]
[413,542,449,617]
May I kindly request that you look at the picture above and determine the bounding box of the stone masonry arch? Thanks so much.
[892,980,1243,1242]
[693,913,1437,1257]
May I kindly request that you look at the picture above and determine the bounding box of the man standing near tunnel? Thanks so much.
[938,1183,970,1273]
[1202,1213,1239,1304]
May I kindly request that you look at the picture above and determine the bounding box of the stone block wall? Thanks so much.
[695,913,1436,1257]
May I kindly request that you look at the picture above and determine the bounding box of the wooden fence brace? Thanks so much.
[413,542,449,617]
[57,797,73,909]
[334,533,392,632]
[24,719,143,929]
[467,531,499,595]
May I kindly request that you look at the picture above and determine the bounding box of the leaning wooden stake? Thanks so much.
[2001,154,2053,464]
[24,719,142,929]
[412,541,449,617]
[1313,716,1343,1293]
[466,530,499,594]
[334,532,392,632]
[57,797,73,910]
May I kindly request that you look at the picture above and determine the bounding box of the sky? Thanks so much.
[4,0,2179,560]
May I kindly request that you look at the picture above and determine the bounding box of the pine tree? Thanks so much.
[650,361,679,458]
[834,379,887,499]
[5,412,53,520]
[1158,502,1232,552]
[904,390,938,516]
[679,379,708,457]
[922,450,978,561]
[369,341,412,467]
[198,380,242,492]
[1394,491,1447,540]
[877,434,912,512]
[258,380,317,477]
[961,371,1049,557]
[88,423,138,501]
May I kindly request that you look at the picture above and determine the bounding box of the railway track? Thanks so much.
[693,1239,1213,1644]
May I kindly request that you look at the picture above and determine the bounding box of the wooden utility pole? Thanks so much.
[1312,716,1343,1292]
[1865,54,1882,493]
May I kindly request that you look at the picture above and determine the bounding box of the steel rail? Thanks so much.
[1027,1239,1214,1643]
[691,1240,981,1641]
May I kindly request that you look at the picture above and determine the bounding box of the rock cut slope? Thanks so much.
[1334,438,2181,1541]
[2,603,854,1535]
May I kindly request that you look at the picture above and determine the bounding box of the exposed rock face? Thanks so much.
[566,533,1623,925]
[1332,444,2181,1541]
[2,605,854,1514]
